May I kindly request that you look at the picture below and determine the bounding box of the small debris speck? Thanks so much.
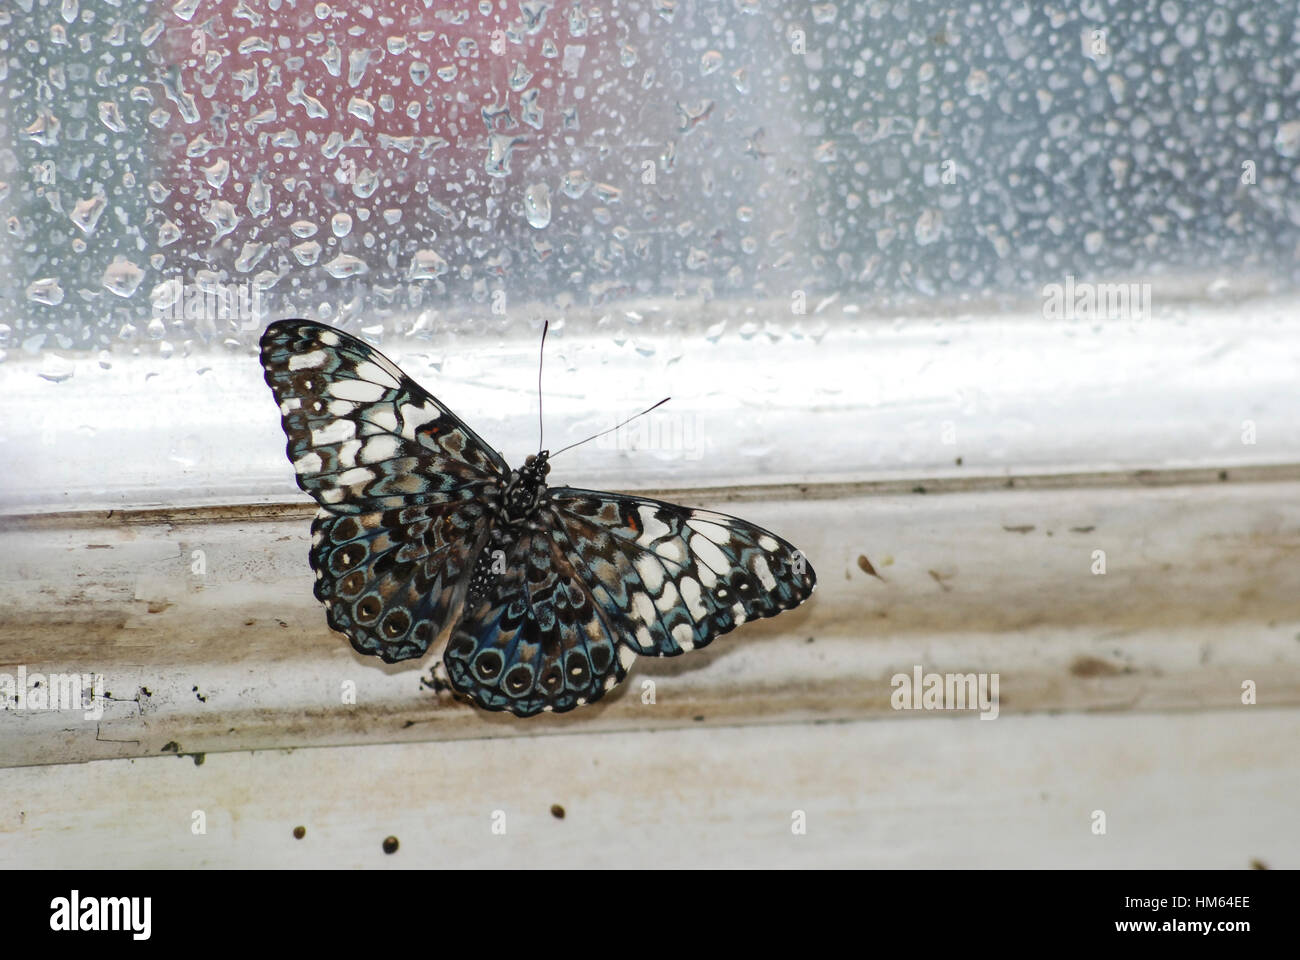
[550,804,565,819]
[382,835,399,854]
[857,554,885,581]
[293,826,306,840]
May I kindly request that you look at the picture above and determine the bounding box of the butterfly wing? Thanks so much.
[443,489,816,716]
[309,502,492,662]
[443,526,632,715]
[259,318,508,514]
[260,319,507,662]
[549,489,816,656]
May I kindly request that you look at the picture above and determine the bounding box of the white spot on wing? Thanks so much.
[293,451,323,475]
[288,349,328,370]
[679,577,708,620]
[671,623,695,650]
[687,518,732,544]
[327,378,387,402]
[319,331,340,346]
[633,591,656,626]
[279,397,301,414]
[654,539,685,564]
[337,438,362,468]
[634,627,652,651]
[320,487,344,504]
[398,401,442,440]
[689,534,728,575]
[731,602,747,625]
[620,645,638,668]
[758,534,779,552]
[369,409,398,432]
[336,467,374,487]
[637,505,671,545]
[752,555,777,591]
[361,435,401,463]
[352,360,400,388]
[311,418,355,446]
[634,555,665,594]
[653,580,680,614]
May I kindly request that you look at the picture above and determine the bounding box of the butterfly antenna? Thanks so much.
[550,397,671,458]
[537,320,548,452]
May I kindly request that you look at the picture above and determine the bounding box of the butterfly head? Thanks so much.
[524,451,552,479]
[497,451,552,524]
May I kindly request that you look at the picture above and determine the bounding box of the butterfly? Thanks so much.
[259,319,816,717]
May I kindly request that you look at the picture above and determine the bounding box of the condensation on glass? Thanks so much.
[1,1,1298,509]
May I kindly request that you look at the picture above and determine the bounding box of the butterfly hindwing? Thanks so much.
[548,490,816,658]
[259,319,508,513]
[444,527,630,715]
[310,501,492,663]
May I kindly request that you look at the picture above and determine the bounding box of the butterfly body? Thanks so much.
[261,319,816,717]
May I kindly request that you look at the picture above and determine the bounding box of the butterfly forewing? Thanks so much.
[259,319,508,513]
[549,490,816,658]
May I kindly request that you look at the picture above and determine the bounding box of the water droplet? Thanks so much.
[331,213,353,237]
[408,249,449,280]
[509,62,533,91]
[561,169,591,199]
[347,97,375,125]
[102,258,145,298]
[203,200,240,239]
[292,241,321,266]
[915,208,942,246]
[524,182,552,229]
[1274,121,1300,158]
[70,192,108,235]
[26,278,64,306]
[485,133,524,177]
[235,242,269,272]
[248,176,271,217]
[97,101,127,133]
[158,219,181,247]
[202,156,230,189]
[324,253,369,278]
[351,167,379,199]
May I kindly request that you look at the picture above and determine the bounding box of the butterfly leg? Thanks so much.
[419,659,454,696]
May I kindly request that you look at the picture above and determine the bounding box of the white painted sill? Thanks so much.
[2,465,1298,769]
